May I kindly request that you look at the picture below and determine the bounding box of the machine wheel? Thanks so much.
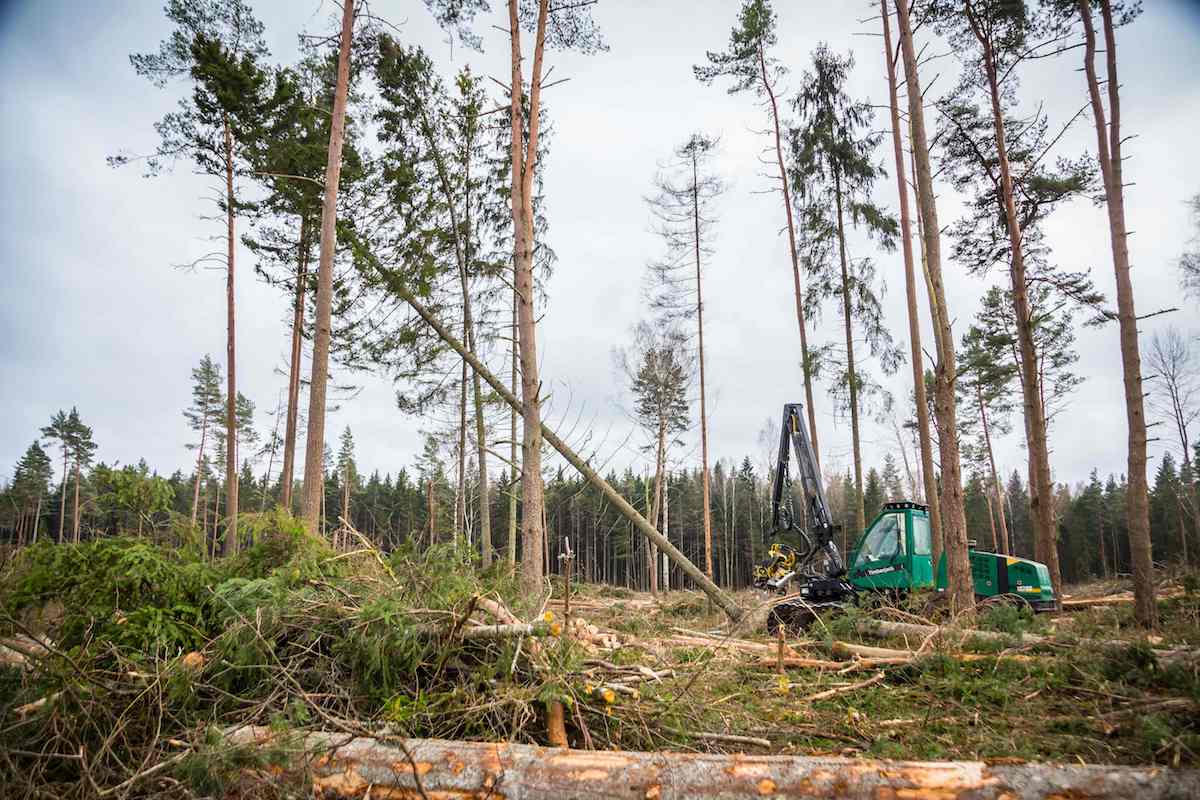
[766,599,848,635]
[976,593,1032,612]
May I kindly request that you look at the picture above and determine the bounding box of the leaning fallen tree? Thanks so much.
[226,726,1200,799]
[386,275,746,624]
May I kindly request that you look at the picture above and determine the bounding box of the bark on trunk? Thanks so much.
[456,350,468,539]
[965,2,1061,600]
[226,726,1200,799]
[388,278,745,622]
[692,155,714,581]
[509,0,550,596]
[509,268,519,567]
[897,0,970,612]
[758,41,821,473]
[301,0,354,532]
[881,0,941,532]
[1078,0,1156,626]
[649,422,666,595]
[899,9,948,569]
[833,170,866,538]
[280,217,309,513]
[223,117,239,556]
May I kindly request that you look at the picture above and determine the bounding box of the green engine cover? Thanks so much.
[934,550,1056,610]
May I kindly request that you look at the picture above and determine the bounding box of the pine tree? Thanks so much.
[41,410,73,543]
[645,132,726,581]
[337,426,357,541]
[184,355,224,528]
[696,0,823,470]
[116,0,277,556]
[790,44,902,542]
[11,442,53,545]
[66,409,97,543]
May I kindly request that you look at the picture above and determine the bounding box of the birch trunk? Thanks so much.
[896,0,971,612]
[1078,0,1155,626]
[301,0,354,532]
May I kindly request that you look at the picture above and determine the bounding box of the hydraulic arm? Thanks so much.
[755,404,847,595]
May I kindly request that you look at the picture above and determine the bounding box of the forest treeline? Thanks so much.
[3,1,1200,623]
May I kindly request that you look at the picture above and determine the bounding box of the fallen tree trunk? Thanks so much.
[386,276,745,624]
[225,726,1199,799]
[855,619,1199,664]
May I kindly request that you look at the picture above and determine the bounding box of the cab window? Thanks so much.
[853,513,904,567]
[912,513,931,555]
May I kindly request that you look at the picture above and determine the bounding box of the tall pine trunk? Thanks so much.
[691,154,714,580]
[896,0,972,612]
[649,423,666,595]
[833,170,866,538]
[281,218,309,512]
[72,460,81,543]
[758,42,821,470]
[1078,0,1155,625]
[223,118,239,556]
[881,0,941,535]
[509,0,550,595]
[966,7,1062,599]
[508,273,519,567]
[301,0,354,532]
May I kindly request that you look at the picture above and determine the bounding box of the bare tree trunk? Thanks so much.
[758,42,821,471]
[1078,0,1156,626]
[509,0,550,595]
[56,453,67,544]
[301,0,354,532]
[649,424,666,596]
[508,271,519,567]
[222,118,239,556]
[190,413,208,527]
[691,155,715,581]
[984,491,998,552]
[965,3,1061,600]
[662,470,671,591]
[896,0,971,612]
[72,461,81,543]
[31,493,42,545]
[281,218,308,513]
[456,356,468,539]
[881,0,941,533]
[977,387,1009,555]
[426,478,436,546]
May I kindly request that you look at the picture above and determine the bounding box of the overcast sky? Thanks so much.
[2,0,1199,497]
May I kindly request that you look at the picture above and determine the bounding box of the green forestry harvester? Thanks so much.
[753,403,1057,631]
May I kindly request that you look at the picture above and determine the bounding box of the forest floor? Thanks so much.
[0,519,1197,797]
[548,574,1200,768]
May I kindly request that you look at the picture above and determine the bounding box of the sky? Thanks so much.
[1,0,1199,497]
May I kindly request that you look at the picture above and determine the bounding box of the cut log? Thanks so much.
[224,726,1200,799]
[855,619,1200,664]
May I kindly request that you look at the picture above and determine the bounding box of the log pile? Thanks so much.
[225,726,1200,799]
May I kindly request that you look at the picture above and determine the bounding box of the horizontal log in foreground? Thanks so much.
[225,726,1198,799]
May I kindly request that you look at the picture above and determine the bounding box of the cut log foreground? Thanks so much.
[854,619,1200,665]
[226,727,1198,799]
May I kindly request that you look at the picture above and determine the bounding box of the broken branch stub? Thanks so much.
[388,276,745,624]
[225,727,1200,799]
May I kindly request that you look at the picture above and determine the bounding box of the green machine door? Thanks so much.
[848,509,910,590]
